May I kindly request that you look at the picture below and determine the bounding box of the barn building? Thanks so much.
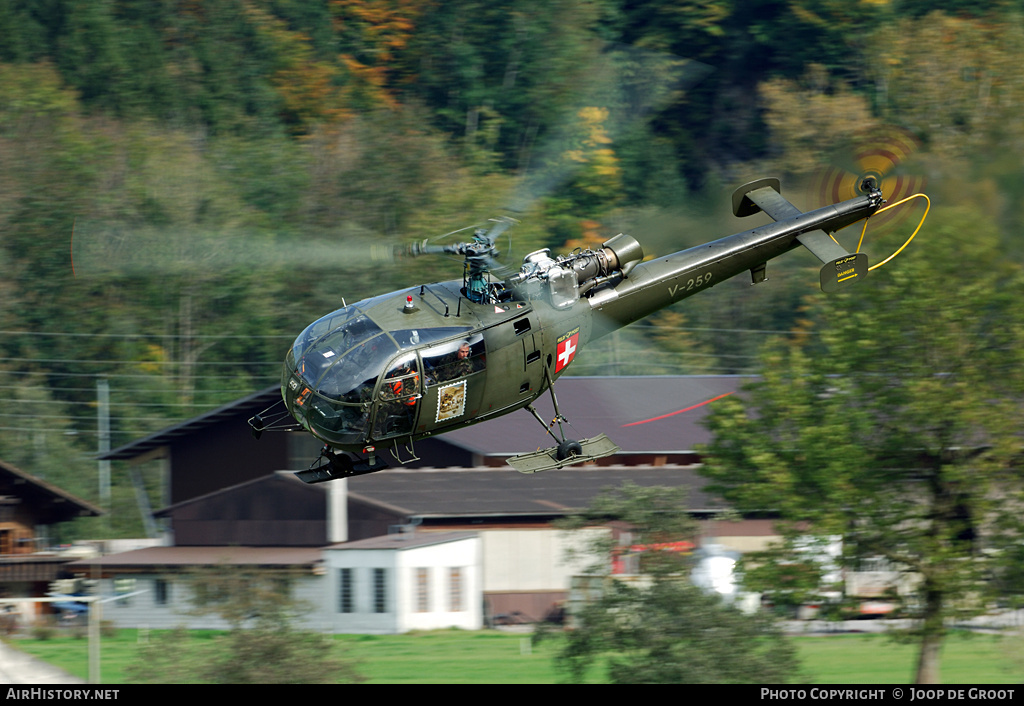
[71,376,773,633]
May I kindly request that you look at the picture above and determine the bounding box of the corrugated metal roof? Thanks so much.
[99,376,749,462]
[152,471,320,518]
[66,545,323,569]
[147,465,724,521]
[439,375,749,456]
[347,465,726,518]
[100,386,282,461]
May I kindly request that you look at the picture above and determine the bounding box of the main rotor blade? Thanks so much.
[70,221,393,278]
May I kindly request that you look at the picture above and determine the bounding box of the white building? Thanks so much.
[78,533,484,634]
[322,532,482,633]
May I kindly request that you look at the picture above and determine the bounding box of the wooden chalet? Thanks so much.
[0,458,102,621]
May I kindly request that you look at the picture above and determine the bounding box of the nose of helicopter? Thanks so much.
[282,360,371,450]
[282,330,397,449]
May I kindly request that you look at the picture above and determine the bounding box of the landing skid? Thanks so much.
[294,447,389,484]
[512,365,620,473]
[507,433,620,474]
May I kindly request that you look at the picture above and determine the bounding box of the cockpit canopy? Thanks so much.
[282,301,476,447]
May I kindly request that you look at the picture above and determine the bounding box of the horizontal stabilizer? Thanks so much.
[732,179,869,293]
[507,433,620,474]
[797,230,868,292]
[797,229,848,264]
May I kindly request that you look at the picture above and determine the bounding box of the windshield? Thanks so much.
[312,334,397,400]
[291,305,383,364]
[284,333,399,446]
[285,301,401,446]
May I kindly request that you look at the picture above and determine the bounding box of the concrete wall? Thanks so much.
[96,573,331,632]
[480,528,606,591]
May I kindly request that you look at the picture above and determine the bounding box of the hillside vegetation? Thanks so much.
[2,1,1023,537]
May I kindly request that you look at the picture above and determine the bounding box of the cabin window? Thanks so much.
[373,353,420,439]
[292,310,382,369]
[379,354,420,401]
[391,326,470,349]
[421,335,485,387]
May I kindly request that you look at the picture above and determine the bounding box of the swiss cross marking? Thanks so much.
[555,332,579,372]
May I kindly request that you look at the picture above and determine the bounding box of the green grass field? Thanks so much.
[7,628,1023,684]
[793,632,1022,684]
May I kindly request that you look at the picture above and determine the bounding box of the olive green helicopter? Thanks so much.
[250,172,929,481]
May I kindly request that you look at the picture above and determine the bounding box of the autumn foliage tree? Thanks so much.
[701,206,1024,684]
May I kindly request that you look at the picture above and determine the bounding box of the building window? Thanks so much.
[154,579,170,606]
[416,568,429,613]
[338,568,353,614]
[449,568,463,613]
[373,568,388,614]
[114,577,136,606]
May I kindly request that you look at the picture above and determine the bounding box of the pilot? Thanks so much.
[378,362,418,437]
[443,340,477,381]
[385,362,418,406]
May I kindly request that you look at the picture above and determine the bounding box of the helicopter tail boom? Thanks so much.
[586,179,884,338]
[734,178,875,292]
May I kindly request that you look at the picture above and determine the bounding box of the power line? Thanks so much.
[0,357,280,367]
[0,412,217,423]
[0,398,252,409]
[0,384,273,395]
[10,370,277,381]
[0,323,812,339]
[0,330,294,340]
[629,322,820,336]
[0,426,158,436]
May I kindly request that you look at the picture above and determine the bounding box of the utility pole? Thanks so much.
[97,378,110,510]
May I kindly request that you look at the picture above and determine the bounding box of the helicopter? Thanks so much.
[249,174,928,481]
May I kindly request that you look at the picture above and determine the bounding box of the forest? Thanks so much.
[2,0,1024,537]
